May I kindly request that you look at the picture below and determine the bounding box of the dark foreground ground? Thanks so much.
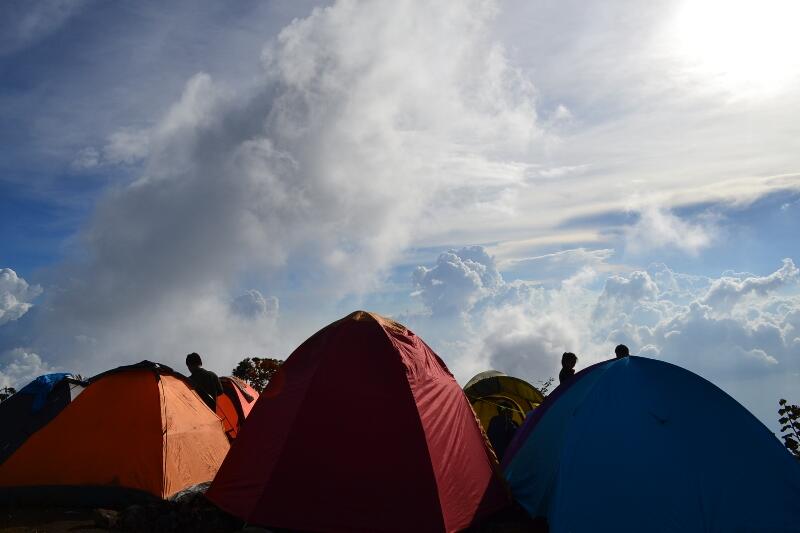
[1,499,539,533]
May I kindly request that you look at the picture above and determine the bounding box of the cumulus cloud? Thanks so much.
[0,269,42,326]
[625,206,717,256]
[0,348,56,389]
[409,247,800,396]
[592,270,660,322]
[231,290,279,320]
[412,246,504,316]
[702,258,798,312]
[23,0,544,376]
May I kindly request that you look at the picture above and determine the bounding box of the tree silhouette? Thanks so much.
[779,398,800,461]
[232,357,283,393]
[0,387,16,403]
[537,377,554,396]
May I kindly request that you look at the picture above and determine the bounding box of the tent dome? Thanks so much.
[208,311,509,532]
[216,376,259,439]
[464,370,544,428]
[503,356,800,532]
[0,361,230,505]
[0,373,85,465]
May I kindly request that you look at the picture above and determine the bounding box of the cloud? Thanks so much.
[503,247,614,285]
[20,0,544,377]
[0,269,42,326]
[0,0,89,56]
[0,348,56,389]
[408,247,799,400]
[412,246,504,316]
[231,290,279,320]
[102,129,151,165]
[625,206,717,256]
[592,270,660,322]
[71,146,100,170]
[701,258,798,312]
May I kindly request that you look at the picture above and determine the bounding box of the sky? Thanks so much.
[1,0,799,433]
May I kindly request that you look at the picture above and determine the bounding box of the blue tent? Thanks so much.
[503,356,800,532]
[0,373,85,464]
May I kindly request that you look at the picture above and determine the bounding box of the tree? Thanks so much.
[232,357,283,393]
[537,377,554,396]
[0,387,16,403]
[779,398,800,461]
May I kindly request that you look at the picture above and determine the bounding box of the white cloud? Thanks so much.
[0,269,42,326]
[0,348,56,390]
[625,206,717,256]
[701,258,798,313]
[413,246,504,316]
[231,289,279,320]
[23,0,545,377]
[103,129,151,165]
[408,247,800,417]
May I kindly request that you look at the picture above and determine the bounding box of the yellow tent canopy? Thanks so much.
[464,370,544,430]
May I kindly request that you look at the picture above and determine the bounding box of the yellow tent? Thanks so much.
[464,370,544,430]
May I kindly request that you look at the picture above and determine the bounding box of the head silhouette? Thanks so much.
[614,344,630,358]
[562,352,577,369]
[186,352,203,369]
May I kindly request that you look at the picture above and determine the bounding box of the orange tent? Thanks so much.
[0,361,230,506]
[216,376,259,439]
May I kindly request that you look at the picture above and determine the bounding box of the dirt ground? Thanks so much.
[0,503,538,533]
[0,507,107,532]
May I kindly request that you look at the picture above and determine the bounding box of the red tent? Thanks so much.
[207,311,509,532]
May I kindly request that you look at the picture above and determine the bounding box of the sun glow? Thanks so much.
[671,0,800,96]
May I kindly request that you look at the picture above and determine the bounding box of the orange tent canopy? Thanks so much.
[0,361,230,506]
[216,376,259,439]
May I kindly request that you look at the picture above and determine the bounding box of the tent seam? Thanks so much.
[158,372,168,499]
[376,320,448,532]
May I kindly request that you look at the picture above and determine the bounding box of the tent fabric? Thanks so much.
[216,376,259,439]
[0,362,230,506]
[17,373,74,411]
[207,310,510,533]
[0,374,85,465]
[503,356,800,533]
[464,370,544,429]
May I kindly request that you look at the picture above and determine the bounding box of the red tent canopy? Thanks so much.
[207,311,509,532]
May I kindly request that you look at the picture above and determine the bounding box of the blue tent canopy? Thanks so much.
[503,356,800,532]
[0,373,84,465]
[18,373,72,412]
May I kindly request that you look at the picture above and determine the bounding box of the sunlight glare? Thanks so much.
[672,0,800,96]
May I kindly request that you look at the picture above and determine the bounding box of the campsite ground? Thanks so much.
[0,503,537,532]
[1,507,106,532]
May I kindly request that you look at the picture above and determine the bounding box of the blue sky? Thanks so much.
[1,0,799,432]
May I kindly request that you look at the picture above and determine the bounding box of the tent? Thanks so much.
[464,370,543,462]
[464,370,544,430]
[216,376,259,439]
[0,373,86,464]
[207,311,509,533]
[0,361,230,506]
[503,356,800,532]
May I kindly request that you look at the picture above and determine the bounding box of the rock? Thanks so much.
[93,508,119,528]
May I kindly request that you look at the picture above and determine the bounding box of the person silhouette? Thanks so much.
[487,401,519,462]
[614,344,630,358]
[185,352,223,410]
[559,352,577,384]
